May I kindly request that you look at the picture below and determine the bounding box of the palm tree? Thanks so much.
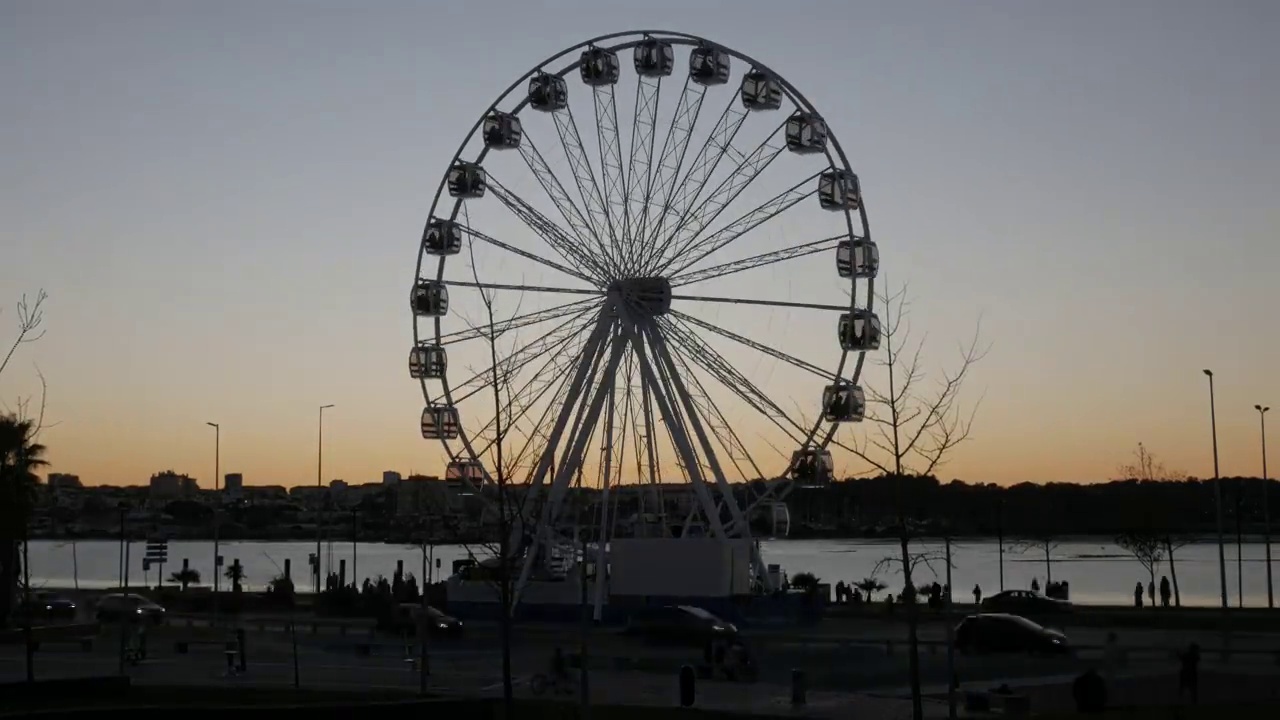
[224,563,246,593]
[0,415,47,628]
[168,568,202,591]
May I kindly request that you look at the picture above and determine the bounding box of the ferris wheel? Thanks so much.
[409,30,880,594]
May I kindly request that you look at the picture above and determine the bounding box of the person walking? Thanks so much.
[1134,582,1144,608]
[1177,643,1201,704]
[972,584,982,606]
[1159,576,1172,608]
[1147,580,1155,607]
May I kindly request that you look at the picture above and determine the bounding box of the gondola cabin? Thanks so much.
[785,112,827,154]
[411,281,449,317]
[446,459,488,485]
[818,169,860,211]
[689,46,731,86]
[447,162,486,199]
[838,310,882,352]
[482,111,523,150]
[423,218,463,256]
[421,405,461,440]
[579,46,621,86]
[408,344,447,380]
[822,383,866,423]
[790,448,834,489]
[836,238,878,279]
[528,72,568,112]
[740,69,782,111]
[633,38,675,77]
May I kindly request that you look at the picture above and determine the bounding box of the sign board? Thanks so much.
[142,559,151,571]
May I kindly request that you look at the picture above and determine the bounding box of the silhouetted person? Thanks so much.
[1159,576,1172,608]
[1134,582,1144,608]
[1147,580,1155,607]
[1030,578,1040,594]
[550,646,570,687]
[1177,643,1201,703]
[1072,668,1108,713]
[973,584,982,606]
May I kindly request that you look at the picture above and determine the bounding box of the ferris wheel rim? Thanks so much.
[412,29,875,490]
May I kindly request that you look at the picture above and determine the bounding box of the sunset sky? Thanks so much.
[2,0,1276,488]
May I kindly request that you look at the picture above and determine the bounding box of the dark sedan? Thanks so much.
[379,604,464,638]
[980,590,1072,615]
[622,605,739,647]
[955,613,1070,656]
[14,592,78,623]
[95,593,166,625]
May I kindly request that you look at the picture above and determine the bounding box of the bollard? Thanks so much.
[284,558,291,580]
[791,668,807,707]
[679,664,696,707]
[236,628,247,672]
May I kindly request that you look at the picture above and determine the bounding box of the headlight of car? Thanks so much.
[437,622,449,629]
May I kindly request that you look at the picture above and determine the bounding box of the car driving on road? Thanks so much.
[955,613,1070,655]
[95,593,166,625]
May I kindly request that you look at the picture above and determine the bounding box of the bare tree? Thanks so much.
[838,282,988,720]
[1115,532,1164,593]
[1116,442,1191,605]
[1013,536,1061,586]
[0,290,47,379]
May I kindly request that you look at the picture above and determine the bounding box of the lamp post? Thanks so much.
[1257,404,1272,609]
[316,404,334,593]
[1203,370,1229,609]
[206,421,221,626]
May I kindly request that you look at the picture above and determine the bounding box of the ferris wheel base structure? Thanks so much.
[409,30,881,618]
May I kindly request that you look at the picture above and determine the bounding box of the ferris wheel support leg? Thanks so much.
[619,315,727,539]
[510,309,613,604]
[644,322,754,541]
[593,341,620,621]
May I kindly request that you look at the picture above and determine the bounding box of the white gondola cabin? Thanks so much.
[422,217,463,256]
[822,382,866,423]
[528,72,568,112]
[689,46,731,86]
[446,459,487,485]
[421,405,461,440]
[785,112,828,154]
[408,344,447,380]
[447,162,486,199]
[482,111,523,150]
[790,448,834,489]
[633,38,675,77]
[740,69,782,111]
[411,281,449,317]
[838,310,882,352]
[580,46,620,86]
[836,238,878,279]
[818,169,860,211]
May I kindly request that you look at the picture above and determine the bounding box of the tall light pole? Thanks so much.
[1257,404,1272,608]
[316,404,334,593]
[206,421,221,626]
[1203,370,1229,609]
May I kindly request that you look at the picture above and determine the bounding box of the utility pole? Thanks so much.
[316,404,334,593]
[206,422,220,626]
[1257,405,1272,608]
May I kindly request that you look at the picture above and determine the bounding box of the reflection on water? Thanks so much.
[24,538,1278,607]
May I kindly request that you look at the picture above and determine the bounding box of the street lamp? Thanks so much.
[1203,370,1229,609]
[316,404,335,593]
[206,421,221,625]
[1257,404,1272,608]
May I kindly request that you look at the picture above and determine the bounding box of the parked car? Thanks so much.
[379,603,464,638]
[980,590,1072,615]
[14,592,78,623]
[95,593,166,625]
[955,613,1070,656]
[622,605,738,647]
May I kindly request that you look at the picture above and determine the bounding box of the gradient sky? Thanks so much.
[2,0,1276,488]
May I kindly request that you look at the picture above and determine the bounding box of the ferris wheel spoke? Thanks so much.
[592,85,627,267]
[652,120,787,274]
[459,224,597,285]
[552,106,618,270]
[624,74,662,276]
[667,309,831,380]
[516,136,615,280]
[448,309,595,405]
[663,173,819,278]
[447,280,606,298]
[645,94,750,271]
[487,174,611,281]
[670,235,841,288]
[659,316,809,443]
[439,297,598,345]
[642,78,708,269]
[671,293,847,313]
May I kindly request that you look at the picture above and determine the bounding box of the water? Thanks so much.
[23,538,1278,608]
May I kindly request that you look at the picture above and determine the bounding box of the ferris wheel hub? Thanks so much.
[607,276,672,317]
